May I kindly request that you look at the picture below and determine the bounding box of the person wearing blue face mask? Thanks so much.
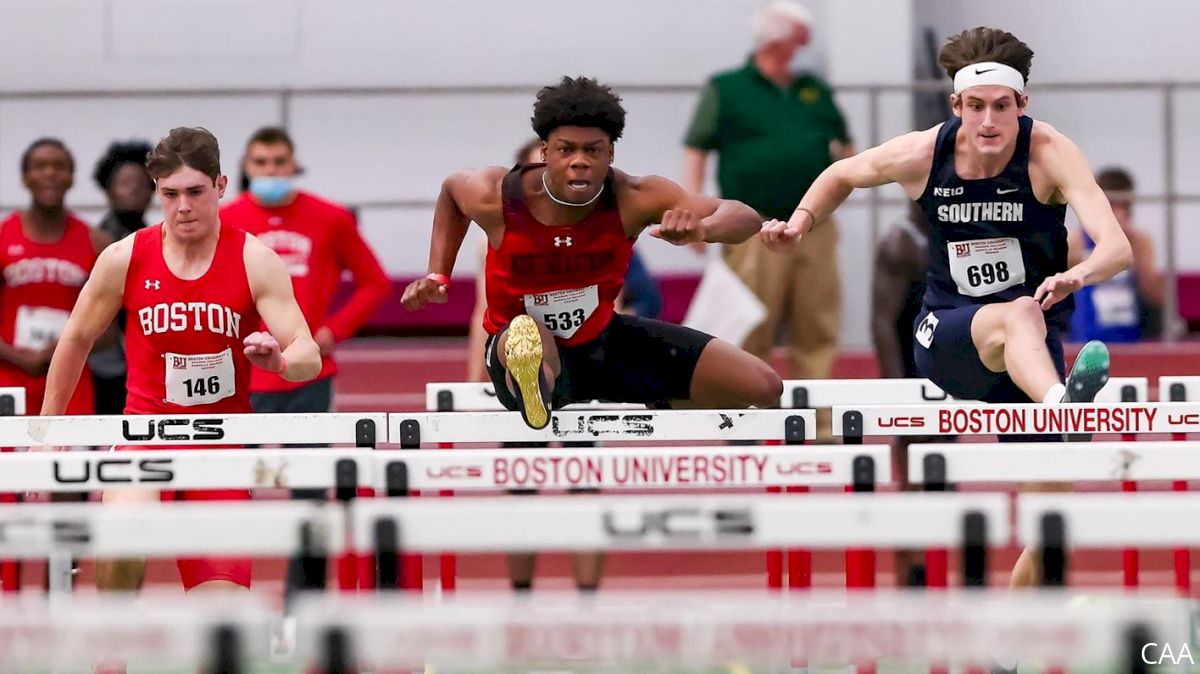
[220,127,390,600]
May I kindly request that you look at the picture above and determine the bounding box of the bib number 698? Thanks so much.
[966,261,1010,288]
[543,308,586,333]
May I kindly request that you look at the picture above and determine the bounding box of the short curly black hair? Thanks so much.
[531,76,626,143]
[93,140,153,192]
[21,138,74,175]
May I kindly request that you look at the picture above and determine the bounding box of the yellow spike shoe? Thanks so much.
[504,314,551,430]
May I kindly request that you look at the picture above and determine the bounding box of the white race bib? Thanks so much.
[947,237,1026,297]
[1092,275,1138,327]
[523,285,600,339]
[164,348,236,406]
[14,306,69,350]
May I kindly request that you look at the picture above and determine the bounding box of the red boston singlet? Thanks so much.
[483,164,634,346]
[0,212,96,414]
[123,223,260,415]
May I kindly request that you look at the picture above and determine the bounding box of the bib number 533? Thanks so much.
[543,309,586,333]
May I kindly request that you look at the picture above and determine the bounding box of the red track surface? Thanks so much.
[9,338,1200,594]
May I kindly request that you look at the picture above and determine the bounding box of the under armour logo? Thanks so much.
[144,280,160,290]
[554,236,573,247]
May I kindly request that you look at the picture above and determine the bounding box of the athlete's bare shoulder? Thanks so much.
[1028,119,1080,160]
[1028,119,1088,203]
[90,232,135,292]
[444,166,509,220]
[858,125,940,197]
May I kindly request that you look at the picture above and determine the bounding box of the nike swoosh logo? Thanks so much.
[997,187,1019,194]
[975,68,996,75]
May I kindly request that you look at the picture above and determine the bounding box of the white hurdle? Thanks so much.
[1019,492,1200,588]
[0,590,1185,672]
[1160,375,1200,402]
[0,448,374,492]
[784,376,1147,407]
[380,445,890,491]
[0,594,274,671]
[0,412,385,447]
[832,402,1200,438]
[428,377,1149,411]
[0,445,889,492]
[353,493,1006,554]
[0,501,343,559]
[908,441,1200,485]
[294,590,1186,672]
[390,408,815,445]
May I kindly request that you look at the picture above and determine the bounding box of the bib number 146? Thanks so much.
[183,376,221,398]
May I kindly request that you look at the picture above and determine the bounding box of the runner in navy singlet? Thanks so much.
[762,28,1133,588]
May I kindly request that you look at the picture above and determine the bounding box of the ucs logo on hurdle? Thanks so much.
[602,507,754,541]
[121,418,225,442]
[552,414,655,438]
[53,458,175,485]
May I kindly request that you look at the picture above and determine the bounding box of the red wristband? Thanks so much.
[426,272,450,287]
[274,354,288,374]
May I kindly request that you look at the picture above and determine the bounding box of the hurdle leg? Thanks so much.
[1172,432,1190,594]
[0,448,17,593]
[785,486,811,590]
[766,485,783,589]
[438,442,457,594]
[1119,430,1139,590]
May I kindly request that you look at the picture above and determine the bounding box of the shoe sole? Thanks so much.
[504,315,550,430]
[1061,340,1111,442]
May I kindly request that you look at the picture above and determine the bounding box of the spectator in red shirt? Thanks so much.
[221,127,390,415]
[221,126,389,604]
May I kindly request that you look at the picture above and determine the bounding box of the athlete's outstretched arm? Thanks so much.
[1032,130,1133,309]
[245,236,321,382]
[761,128,936,251]
[402,167,505,311]
[41,239,132,415]
[628,175,760,245]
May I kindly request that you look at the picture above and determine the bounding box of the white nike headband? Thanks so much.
[953,61,1025,95]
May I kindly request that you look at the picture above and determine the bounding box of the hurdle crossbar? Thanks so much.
[0,501,343,558]
[390,409,815,445]
[382,445,890,491]
[0,413,384,447]
[0,448,374,491]
[784,377,1146,407]
[431,378,1149,411]
[833,402,1200,437]
[1019,493,1200,546]
[0,594,273,670]
[1160,376,1200,402]
[0,445,886,492]
[909,441,1200,484]
[353,493,1009,552]
[295,590,1185,670]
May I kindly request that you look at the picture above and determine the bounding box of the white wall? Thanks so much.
[0,0,916,348]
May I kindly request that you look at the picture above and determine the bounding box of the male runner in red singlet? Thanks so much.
[42,127,321,593]
[0,138,111,592]
[0,138,111,414]
[403,77,783,429]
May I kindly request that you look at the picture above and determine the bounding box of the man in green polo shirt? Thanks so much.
[683,0,852,383]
